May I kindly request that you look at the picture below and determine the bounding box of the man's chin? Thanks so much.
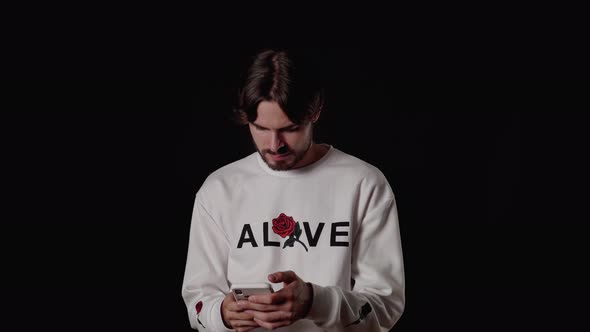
[264,159,293,171]
[259,151,292,171]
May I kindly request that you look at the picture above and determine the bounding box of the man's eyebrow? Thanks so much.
[252,123,299,130]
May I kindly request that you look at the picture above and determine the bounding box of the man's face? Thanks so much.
[249,101,314,171]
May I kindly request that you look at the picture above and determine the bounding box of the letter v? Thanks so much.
[303,222,325,247]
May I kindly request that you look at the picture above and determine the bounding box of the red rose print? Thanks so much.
[196,301,203,314]
[196,301,205,328]
[271,213,308,252]
[272,213,296,238]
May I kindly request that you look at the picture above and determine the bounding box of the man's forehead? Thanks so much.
[253,101,297,129]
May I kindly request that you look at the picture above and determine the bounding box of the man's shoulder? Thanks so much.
[330,148,389,181]
[197,153,259,194]
[214,152,258,175]
[330,148,394,199]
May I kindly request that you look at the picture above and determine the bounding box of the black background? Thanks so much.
[3,48,589,331]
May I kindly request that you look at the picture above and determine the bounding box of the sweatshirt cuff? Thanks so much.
[208,296,235,332]
[305,283,333,325]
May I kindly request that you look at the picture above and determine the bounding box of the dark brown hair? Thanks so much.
[233,49,325,125]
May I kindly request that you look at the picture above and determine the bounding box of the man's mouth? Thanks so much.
[270,152,291,161]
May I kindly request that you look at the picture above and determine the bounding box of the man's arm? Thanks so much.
[307,194,405,330]
[181,196,235,331]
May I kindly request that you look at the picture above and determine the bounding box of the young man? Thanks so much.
[182,49,405,331]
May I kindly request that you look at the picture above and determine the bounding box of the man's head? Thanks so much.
[233,49,325,171]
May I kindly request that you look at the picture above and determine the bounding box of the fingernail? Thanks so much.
[269,274,276,281]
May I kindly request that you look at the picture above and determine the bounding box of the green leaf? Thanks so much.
[295,222,302,238]
[283,238,295,248]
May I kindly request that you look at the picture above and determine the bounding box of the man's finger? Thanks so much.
[237,301,280,312]
[230,319,259,328]
[227,310,255,320]
[247,310,294,323]
[253,317,291,330]
[248,291,288,304]
[268,270,298,284]
[227,300,250,312]
[236,328,257,332]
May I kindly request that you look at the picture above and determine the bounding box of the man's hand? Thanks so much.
[221,292,259,332]
[237,270,313,330]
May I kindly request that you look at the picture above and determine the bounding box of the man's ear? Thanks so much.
[311,111,321,124]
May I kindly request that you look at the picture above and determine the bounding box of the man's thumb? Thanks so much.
[268,270,297,283]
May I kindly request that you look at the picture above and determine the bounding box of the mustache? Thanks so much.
[265,146,290,155]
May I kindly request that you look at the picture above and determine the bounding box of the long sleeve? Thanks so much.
[306,193,405,331]
[181,195,234,331]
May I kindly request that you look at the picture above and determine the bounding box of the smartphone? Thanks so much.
[230,282,274,301]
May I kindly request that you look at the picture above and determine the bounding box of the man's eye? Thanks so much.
[285,127,300,132]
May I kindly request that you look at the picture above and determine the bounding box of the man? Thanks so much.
[182,49,405,331]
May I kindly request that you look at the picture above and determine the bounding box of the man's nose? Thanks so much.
[270,132,284,153]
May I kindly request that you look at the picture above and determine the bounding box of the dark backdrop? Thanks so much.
[3,53,588,331]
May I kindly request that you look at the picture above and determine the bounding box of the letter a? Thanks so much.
[237,224,258,248]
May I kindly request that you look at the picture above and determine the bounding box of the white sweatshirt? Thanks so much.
[182,144,405,331]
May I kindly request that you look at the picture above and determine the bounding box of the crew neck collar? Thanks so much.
[256,144,334,178]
